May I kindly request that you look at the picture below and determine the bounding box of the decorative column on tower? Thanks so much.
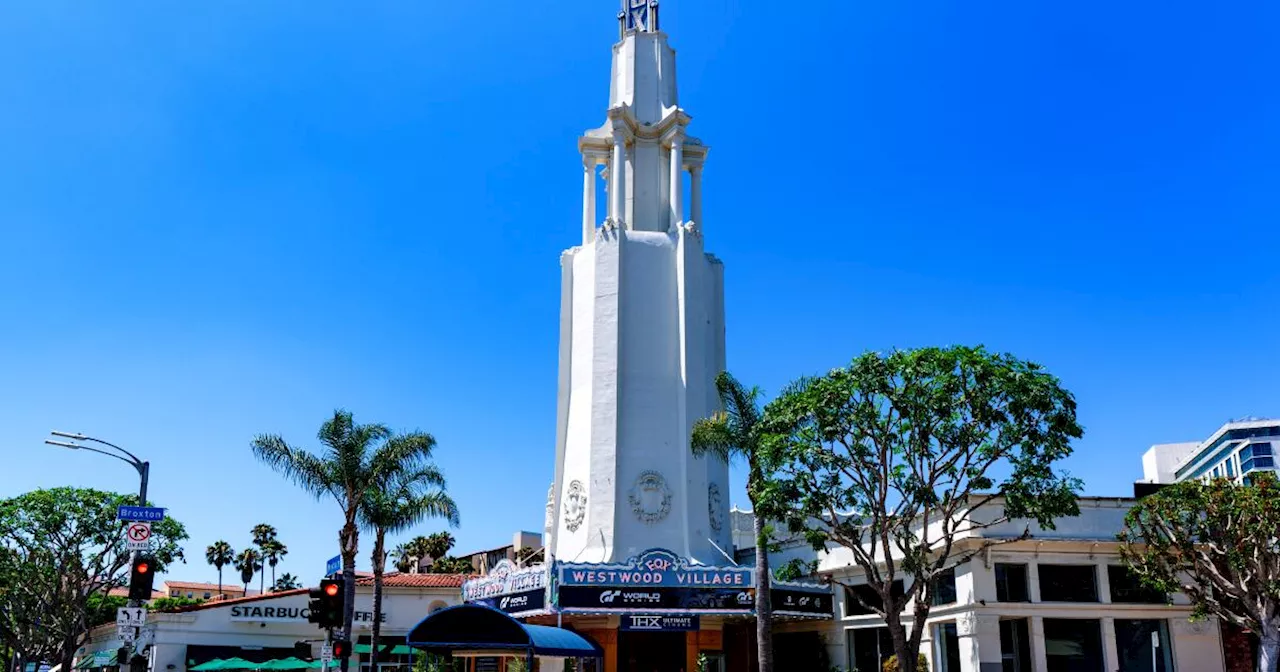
[549,0,728,566]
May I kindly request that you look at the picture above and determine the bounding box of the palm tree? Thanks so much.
[406,535,433,572]
[205,541,236,598]
[392,544,415,573]
[251,524,279,595]
[360,459,459,670]
[423,532,455,562]
[261,540,288,588]
[234,548,262,594]
[251,409,444,671]
[691,372,775,672]
[273,573,302,591]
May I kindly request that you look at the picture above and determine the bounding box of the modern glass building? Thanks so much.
[1140,418,1280,485]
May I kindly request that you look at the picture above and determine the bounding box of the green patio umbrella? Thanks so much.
[213,658,257,670]
[189,661,225,672]
[257,659,312,670]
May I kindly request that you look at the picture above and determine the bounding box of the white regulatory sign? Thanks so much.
[125,522,153,550]
[117,607,146,627]
[320,647,333,663]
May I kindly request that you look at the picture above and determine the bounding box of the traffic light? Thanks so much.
[306,579,344,629]
[330,640,352,660]
[128,555,156,601]
[117,647,133,666]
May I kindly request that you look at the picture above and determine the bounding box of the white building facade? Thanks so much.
[76,576,464,672]
[749,498,1228,672]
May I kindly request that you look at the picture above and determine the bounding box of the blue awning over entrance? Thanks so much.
[406,605,602,659]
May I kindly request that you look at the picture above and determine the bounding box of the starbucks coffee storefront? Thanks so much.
[76,575,466,672]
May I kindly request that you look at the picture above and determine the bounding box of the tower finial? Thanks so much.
[621,0,658,34]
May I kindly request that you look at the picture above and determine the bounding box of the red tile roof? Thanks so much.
[164,581,246,591]
[158,589,309,613]
[356,572,472,588]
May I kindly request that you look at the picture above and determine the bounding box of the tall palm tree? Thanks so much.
[251,409,443,672]
[251,524,279,595]
[261,540,288,588]
[205,541,236,598]
[234,548,262,594]
[273,573,302,591]
[691,371,775,672]
[360,459,459,670]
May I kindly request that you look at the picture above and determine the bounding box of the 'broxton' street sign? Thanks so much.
[325,556,341,577]
[117,506,165,522]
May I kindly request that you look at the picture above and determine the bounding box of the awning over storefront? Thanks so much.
[406,605,602,659]
[353,644,414,656]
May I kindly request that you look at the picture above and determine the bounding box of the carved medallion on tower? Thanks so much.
[707,483,724,532]
[629,471,672,524]
[563,480,587,532]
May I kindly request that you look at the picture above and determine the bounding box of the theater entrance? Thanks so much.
[618,631,687,672]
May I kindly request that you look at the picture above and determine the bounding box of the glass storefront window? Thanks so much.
[1043,618,1104,672]
[1115,620,1175,672]
[999,619,1033,672]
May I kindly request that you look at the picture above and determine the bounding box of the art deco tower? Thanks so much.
[546,0,730,566]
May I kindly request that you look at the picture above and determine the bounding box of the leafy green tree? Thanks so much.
[360,460,458,670]
[150,597,204,611]
[235,548,261,593]
[0,488,187,672]
[762,346,1083,672]
[691,372,777,672]
[85,594,128,627]
[205,540,236,597]
[252,409,444,672]
[273,573,302,591]
[1119,473,1280,672]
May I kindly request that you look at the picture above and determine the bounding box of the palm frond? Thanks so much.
[250,435,339,501]
[691,413,736,462]
[369,433,438,481]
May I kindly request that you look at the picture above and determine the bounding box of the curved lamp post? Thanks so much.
[45,431,149,506]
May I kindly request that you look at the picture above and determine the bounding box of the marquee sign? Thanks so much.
[770,580,835,618]
[559,549,753,589]
[462,559,549,617]
[558,585,753,613]
[621,615,700,632]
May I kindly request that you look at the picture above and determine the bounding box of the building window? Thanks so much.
[932,567,958,606]
[1226,459,1236,478]
[1115,619,1175,672]
[848,627,893,672]
[203,592,211,599]
[1108,565,1166,604]
[999,619,1033,672]
[995,564,1029,603]
[936,622,962,672]
[1038,564,1098,602]
[1043,619,1104,672]
[186,592,194,599]
[844,580,904,616]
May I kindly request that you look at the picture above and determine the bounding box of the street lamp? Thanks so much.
[45,431,150,506]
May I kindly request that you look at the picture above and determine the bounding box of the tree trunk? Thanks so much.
[886,606,914,672]
[1260,631,1280,672]
[752,503,773,672]
[217,568,223,598]
[339,518,359,672]
[370,529,387,672]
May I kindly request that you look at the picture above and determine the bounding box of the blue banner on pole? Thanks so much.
[117,506,165,522]
[326,556,341,576]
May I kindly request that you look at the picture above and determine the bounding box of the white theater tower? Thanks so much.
[546,0,730,567]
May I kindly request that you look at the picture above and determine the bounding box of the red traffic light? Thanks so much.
[324,583,339,597]
[331,640,351,659]
[135,561,150,574]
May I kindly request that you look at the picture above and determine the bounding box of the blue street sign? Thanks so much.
[117,506,165,522]
[326,556,341,576]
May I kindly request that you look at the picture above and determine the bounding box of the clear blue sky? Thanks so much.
[1,0,1277,586]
